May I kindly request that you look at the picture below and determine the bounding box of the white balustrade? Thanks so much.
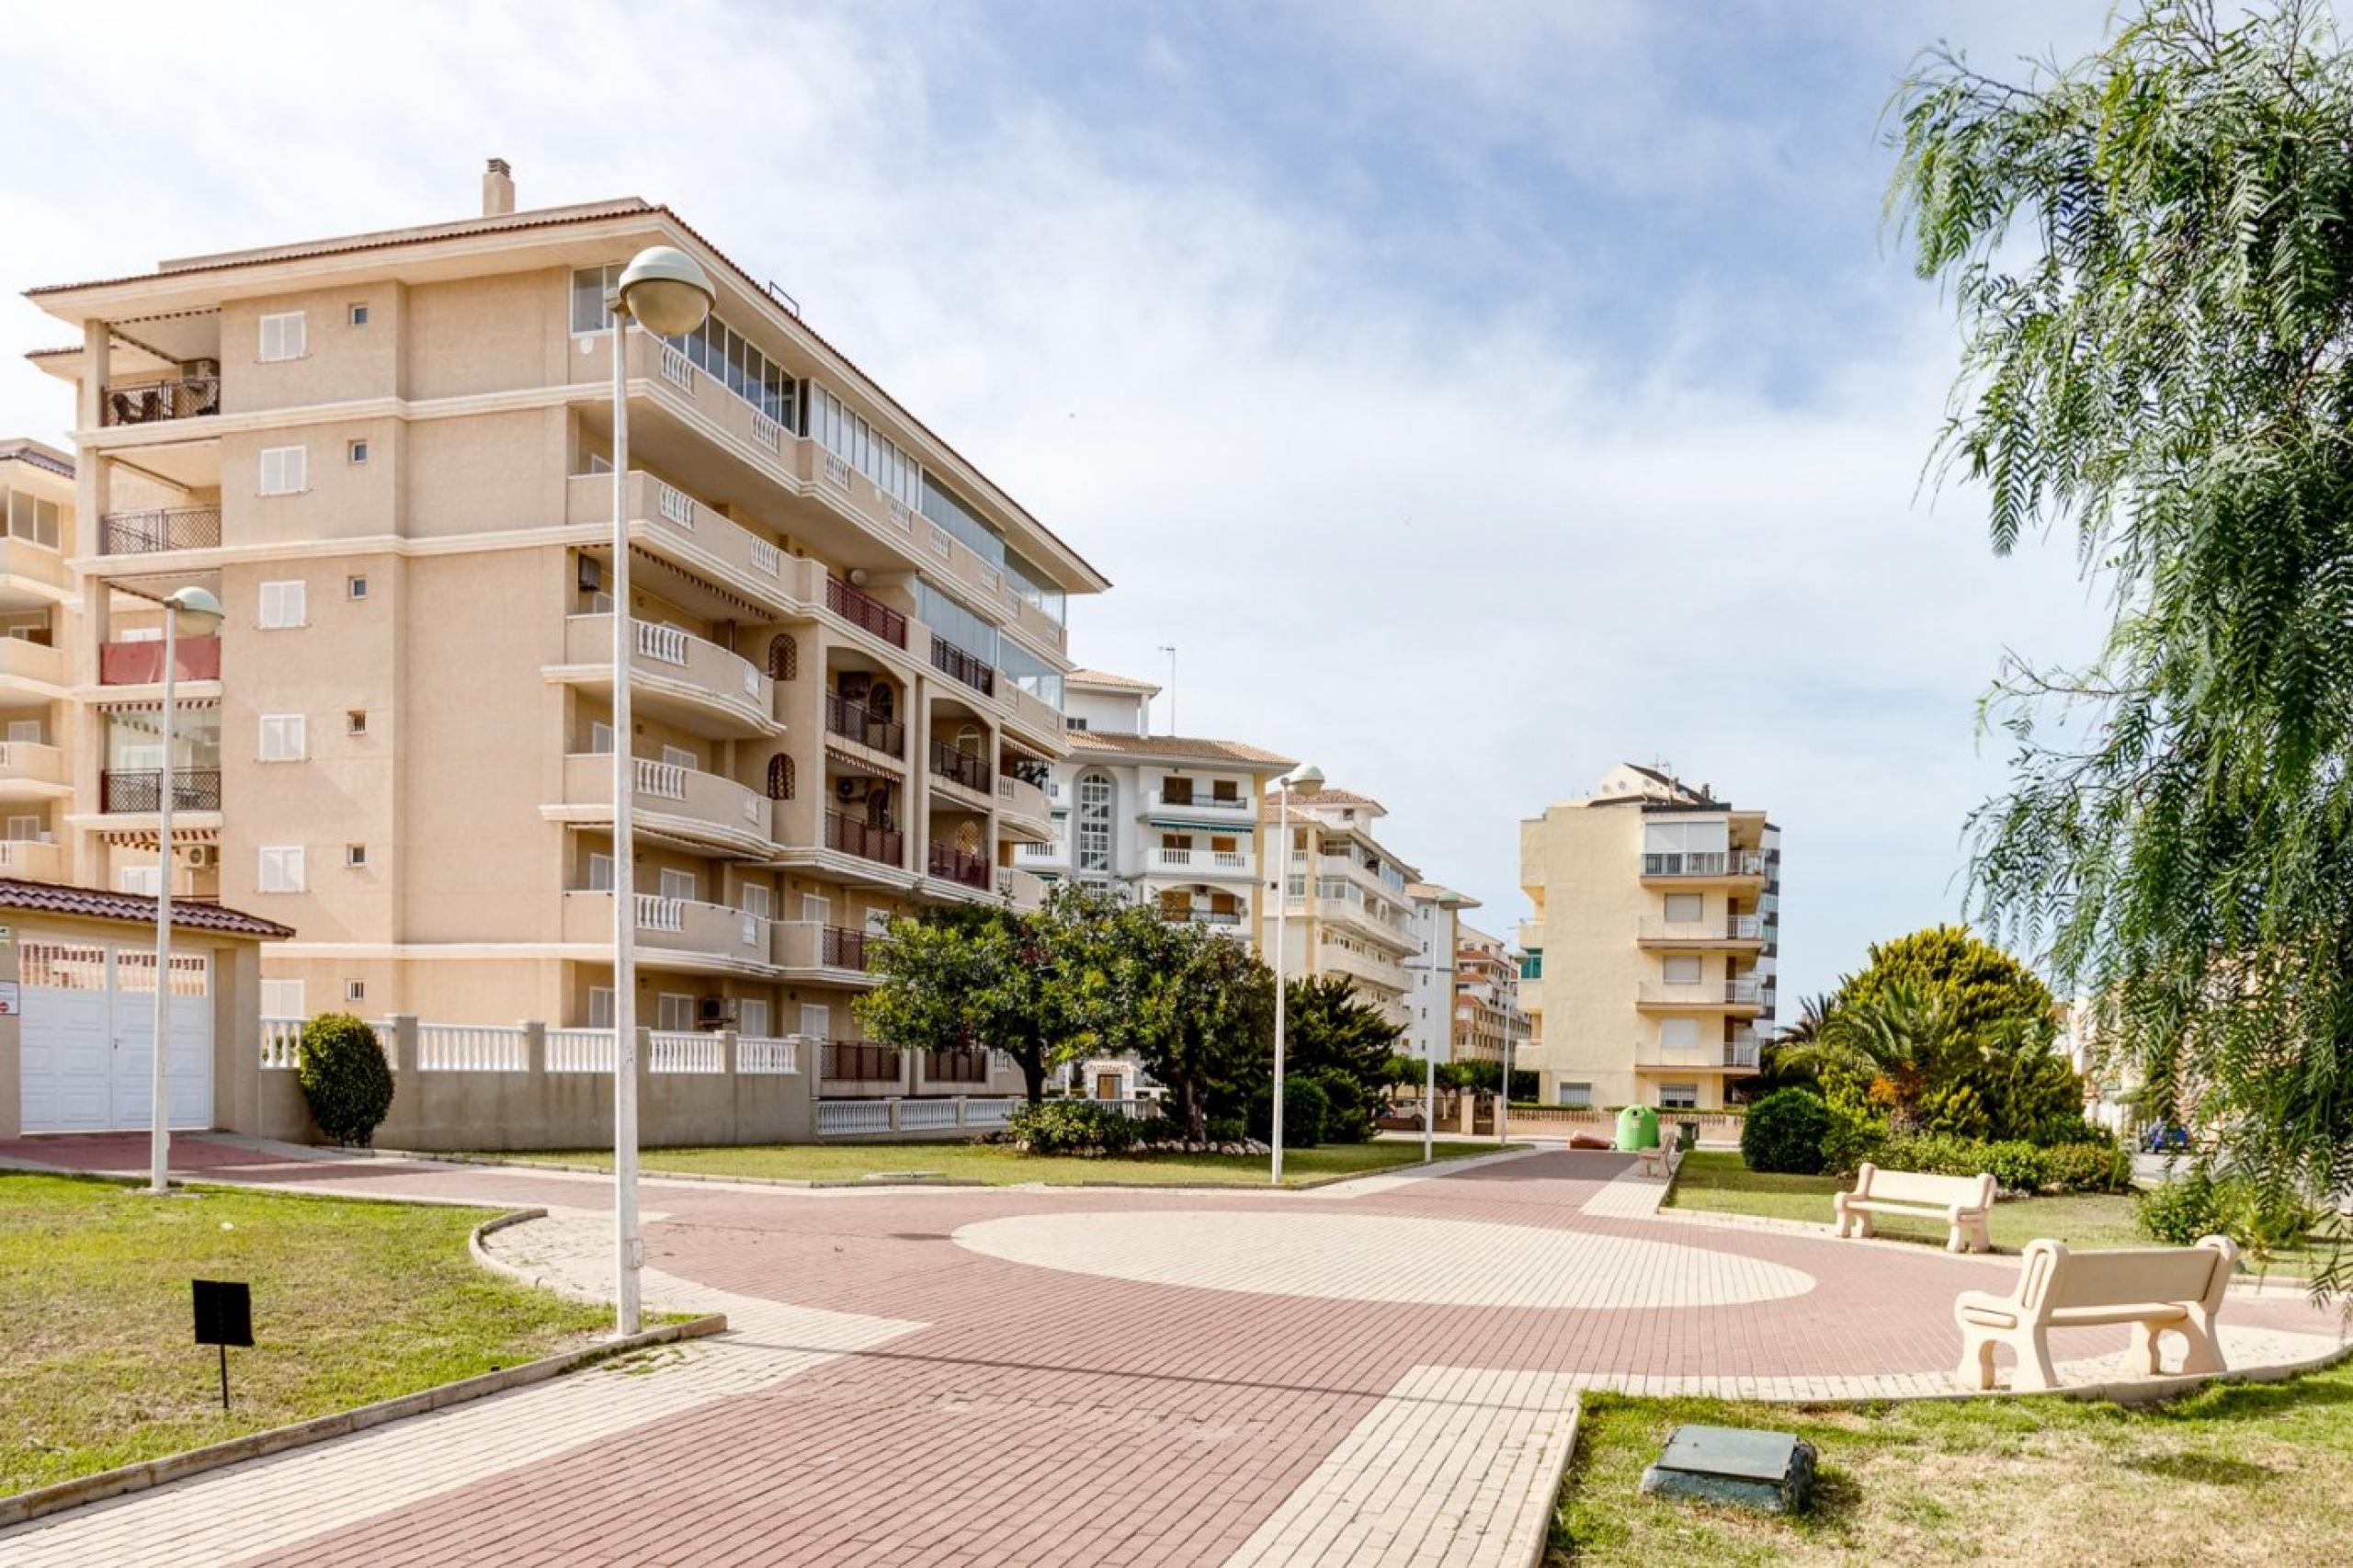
[634,619,690,666]
[259,1016,303,1070]
[736,1035,800,1074]
[900,1098,958,1131]
[634,758,687,800]
[962,1097,1017,1129]
[415,1024,528,1072]
[821,452,852,490]
[635,893,685,932]
[749,413,783,451]
[648,1029,723,1074]
[547,1028,616,1073]
[817,1099,890,1135]
[656,481,695,528]
[749,537,781,575]
[658,343,696,391]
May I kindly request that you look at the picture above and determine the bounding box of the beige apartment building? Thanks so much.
[1518,763,1779,1110]
[1261,784,1424,1028]
[1450,920,1530,1066]
[21,164,1102,1086]
[0,438,82,884]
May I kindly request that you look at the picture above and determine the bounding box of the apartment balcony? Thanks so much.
[1639,849,1768,884]
[929,633,995,698]
[97,634,216,688]
[100,506,222,557]
[0,742,70,801]
[1292,892,1415,951]
[1636,979,1767,1014]
[1168,905,1248,936]
[1145,846,1256,880]
[100,768,222,814]
[1632,1036,1762,1073]
[995,865,1048,910]
[0,540,68,600]
[571,473,814,619]
[824,691,905,763]
[1004,682,1064,747]
[926,843,992,892]
[995,774,1053,843]
[552,754,773,858]
[824,809,905,871]
[1315,940,1408,994]
[926,742,994,806]
[825,573,908,650]
[772,919,876,982]
[1142,788,1257,824]
[0,838,63,880]
[100,374,220,427]
[555,614,776,737]
[1635,915,1766,949]
[562,891,771,972]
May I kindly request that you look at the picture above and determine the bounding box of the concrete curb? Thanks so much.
[0,1209,727,1533]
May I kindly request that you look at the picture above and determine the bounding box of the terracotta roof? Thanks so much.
[0,879,294,938]
[0,437,73,479]
[1269,787,1384,812]
[1065,731,1294,767]
[1065,668,1161,693]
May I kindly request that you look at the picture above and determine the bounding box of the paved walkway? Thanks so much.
[2,1137,2344,1567]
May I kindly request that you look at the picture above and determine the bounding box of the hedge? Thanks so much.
[1740,1089,1833,1175]
[1246,1076,1330,1149]
[1006,1100,1140,1156]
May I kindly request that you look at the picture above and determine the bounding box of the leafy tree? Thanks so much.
[1891,0,2353,1290]
[1282,975,1404,1083]
[1829,927,2056,1044]
[1113,917,1278,1142]
[854,882,1126,1104]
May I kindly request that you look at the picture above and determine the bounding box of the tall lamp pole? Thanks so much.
[148,585,223,1195]
[605,245,714,1335]
[1269,762,1323,1185]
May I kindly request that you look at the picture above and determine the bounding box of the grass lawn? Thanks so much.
[0,1173,613,1497]
[1549,1360,2353,1564]
[485,1137,1506,1187]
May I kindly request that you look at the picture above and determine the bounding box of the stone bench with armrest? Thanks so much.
[1633,1139,1683,1179]
[1833,1162,1995,1254]
[1952,1234,2236,1392]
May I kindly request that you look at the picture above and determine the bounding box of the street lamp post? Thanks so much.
[1269,762,1323,1186]
[148,585,223,1195]
[605,245,715,1335]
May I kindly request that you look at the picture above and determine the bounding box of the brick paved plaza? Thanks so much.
[2,1140,2342,1566]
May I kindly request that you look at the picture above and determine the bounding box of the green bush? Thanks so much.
[2038,1140,2135,1193]
[1246,1075,1330,1148]
[1308,1068,1374,1144]
[297,1012,394,1146]
[1740,1088,1833,1175]
[1205,1114,1247,1146]
[1006,1100,1140,1156]
[2138,1169,2322,1257]
[1871,1131,2131,1195]
[1822,1100,1889,1176]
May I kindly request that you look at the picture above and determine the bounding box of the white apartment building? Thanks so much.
[1404,884,1478,1062]
[1262,784,1425,1028]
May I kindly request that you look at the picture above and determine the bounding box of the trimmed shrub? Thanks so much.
[1740,1088,1833,1175]
[2038,1140,2134,1194]
[1872,1131,2131,1195]
[2139,1169,2322,1256]
[1204,1114,1247,1146]
[1006,1100,1140,1156]
[1246,1075,1330,1149]
[297,1012,394,1146]
[1309,1068,1374,1145]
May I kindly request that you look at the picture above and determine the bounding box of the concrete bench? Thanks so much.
[1953,1234,2236,1392]
[1833,1162,1995,1254]
[1633,1139,1683,1179]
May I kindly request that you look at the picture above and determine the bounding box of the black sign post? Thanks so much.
[192,1279,253,1410]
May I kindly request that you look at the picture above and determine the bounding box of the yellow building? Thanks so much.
[0,439,81,885]
[21,161,1106,1096]
[1518,763,1779,1110]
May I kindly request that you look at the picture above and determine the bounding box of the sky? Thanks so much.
[0,0,2126,1007]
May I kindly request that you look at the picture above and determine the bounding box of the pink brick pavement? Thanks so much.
[4,1137,2343,1566]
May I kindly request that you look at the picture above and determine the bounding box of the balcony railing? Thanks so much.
[1173,907,1244,926]
[1146,788,1253,815]
[1635,1039,1762,1070]
[825,574,907,648]
[1642,850,1767,878]
[1148,847,1254,875]
[927,844,992,890]
[101,506,222,555]
[1637,915,1766,943]
[101,768,222,813]
[928,741,992,794]
[929,633,995,697]
[100,635,220,686]
[923,1047,991,1084]
[825,692,904,756]
[823,1040,903,1082]
[825,810,904,867]
[823,925,869,970]
[101,375,220,426]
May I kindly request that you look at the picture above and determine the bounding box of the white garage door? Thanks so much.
[17,939,212,1133]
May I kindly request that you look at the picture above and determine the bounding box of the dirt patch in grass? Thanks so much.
[1549,1363,2353,1564]
[0,1173,612,1495]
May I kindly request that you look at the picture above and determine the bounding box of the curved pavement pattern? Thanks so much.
[0,1138,2343,1568]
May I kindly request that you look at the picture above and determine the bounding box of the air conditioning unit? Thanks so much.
[577,555,603,593]
[182,844,218,869]
[697,997,736,1029]
[835,778,863,802]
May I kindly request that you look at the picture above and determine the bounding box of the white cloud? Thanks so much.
[0,0,2117,1001]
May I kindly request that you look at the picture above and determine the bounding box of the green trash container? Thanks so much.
[1615,1104,1660,1152]
[1676,1119,1699,1153]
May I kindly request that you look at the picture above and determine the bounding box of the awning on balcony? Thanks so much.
[91,695,220,714]
[1147,819,1248,833]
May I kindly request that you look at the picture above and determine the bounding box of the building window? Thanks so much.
[347,710,368,736]
[258,311,307,361]
[258,580,307,628]
[656,993,696,1032]
[1075,770,1113,875]
[347,844,367,868]
[1064,717,1087,731]
[348,302,369,327]
[766,753,794,801]
[258,845,305,892]
[1662,954,1702,985]
[259,447,307,496]
[572,265,621,334]
[1557,1081,1593,1108]
[1663,892,1703,924]
[740,884,771,920]
[258,713,306,761]
[586,985,615,1028]
[585,851,614,892]
[588,722,614,755]
[767,634,797,681]
[261,978,304,1018]
[347,574,369,600]
[346,980,366,1003]
[661,744,698,771]
[1660,1083,1700,1110]
[739,998,769,1038]
[348,440,369,465]
[119,864,163,895]
[658,868,697,903]
[4,490,61,549]
[1519,949,1543,980]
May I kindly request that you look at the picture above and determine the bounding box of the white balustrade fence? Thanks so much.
[736,1035,799,1074]
[634,758,687,800]
[547,1027,616,1073]
[899,1098,959,1131]
[416,1024,528,1073]
[818,1099,890,1135]
[656,480,696,528]
[635,892,685,932]
[648,1029,723,1074]
[962,1097,1017,1130]
[634,619,690,666]
[259,1016,304,1069]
